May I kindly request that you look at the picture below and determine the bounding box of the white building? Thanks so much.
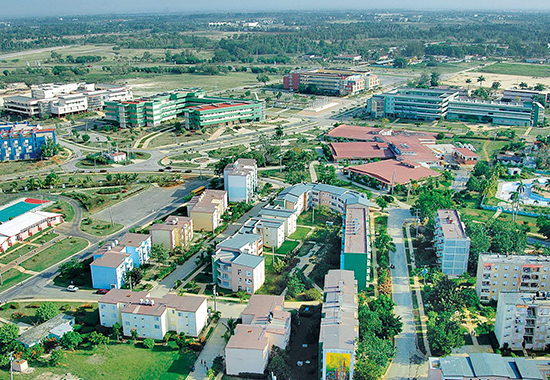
[98,289,208,340]
[224,158,257,203]
[104,151,127,163]
[495,292,550,351]
[240,217,286,249]
[434,209,471,276]
[258,205,298,238]
[0,210,63,253]
[225,295,291,376]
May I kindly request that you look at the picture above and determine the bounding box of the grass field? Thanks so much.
[207,144,248,158]
[0,159,59,177]
[80,218,124,236]
[43,200,75,222]
[477,62,550,78]
[0,269,32,293]
[275,240,300,255]
[289,226,312,241]
[21,237,88,272]
[0,245,34,265]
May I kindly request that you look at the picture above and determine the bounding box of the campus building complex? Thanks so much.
[224,158,257,203]
[319,270,358,380]
[434,209,470,276]
[0,209,63,253]
[0,123,56,161]
[98,289,208,340]
[225,295,291,376]
[149,216,193,251]
[4,83,132,118]
[90,233,151,289]
[476,254,550,303]
[495,292,550,351]
[283,68,379,96]
[447,99,544,127]
[104,88,264,129]
[187,190,228,232]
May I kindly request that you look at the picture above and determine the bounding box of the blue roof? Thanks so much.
[259,206,296,218]
[440,357,474,378]
[218,233,261,250]
[232,253,264,268]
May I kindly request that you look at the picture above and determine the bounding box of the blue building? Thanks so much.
[90,233,151,289]
[0,122,56,161]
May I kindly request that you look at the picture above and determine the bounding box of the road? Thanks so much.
[385,208,427,380]
[451,169,471,191]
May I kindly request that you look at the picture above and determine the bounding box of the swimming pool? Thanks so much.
[0,198,51,223]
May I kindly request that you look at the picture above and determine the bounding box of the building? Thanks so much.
[0,210,63,253]
[428,353,544,380]
[334,54,362,61]
[4,83,132,119]
[341,204,371,291]
[224,158,258,203]
[453,147,479,165]
[328,141,394,163]
[105,88,264,129]
[503,89,550,104]
[17,313,75,348]
[495,292,550,351]
[225,295,291,376]
[435,210,470,276]
[98,289,208,339]
[347,159,441,189]
[475,254,550,303]
[212,233,265,293]
[240,217,286,249]
[0,123,56,161]
[447,99,544,127]
[187,190,228,232]
[319,270,358,380]
[258,206,298,238]
[150,216,193,250]
[90,233,151,289]
[283,68,379,96]
[324,124,382,142]
[104,151,127,163]
[368,88,459,120]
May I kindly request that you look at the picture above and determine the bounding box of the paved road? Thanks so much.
[451,169,472,191]
[385,208,427,380]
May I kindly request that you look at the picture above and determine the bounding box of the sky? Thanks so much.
[2,0,550,18]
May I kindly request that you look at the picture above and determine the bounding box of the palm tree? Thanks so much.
[466,78,472,90]
[275,126,284,172]
[222,318,239,343]
[509,191,520,221]
[477,75,486,87]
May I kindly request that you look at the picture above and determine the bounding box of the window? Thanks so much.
[494,273,499,278]
[514,274,519,279]
[246,271,252,277]
[101,304,105,309]
[238,278,242,284]
[505,266,510,270]
[178,312,183,317]
[125,321,130,326]
[503,281,508,286]
[154,317,159,321]
[515,266,519,271]
[504,274,509,278]
[112,313,116,318]
[237,269,242,275]
[154,325,160,329]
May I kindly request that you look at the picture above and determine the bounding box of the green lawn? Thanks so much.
[80,218,124,236]
[207,145,248,159]
[170,152,201,161]
[0,244,34,265]
[289,226,312,241]
[45,201,76,222]
[21,237,89,272]
[275,240,300,255]
[477,62,550,77]
[0,269,32,293]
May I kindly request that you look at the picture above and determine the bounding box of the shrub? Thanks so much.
[9,302,19,309]
[11,312,24,319]
[142,338,155,349]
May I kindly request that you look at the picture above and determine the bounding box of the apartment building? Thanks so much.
[240,217,285,249]
[434,210,470,276]
[98,289,208,340]
[90,233,151,289]
[476,254,550,303]
[319,270,358,380]
[341,204,371,291]
[149,216,193,250]
[225,295,291,376]
[212,233,265,294]
[4,83,132,119]
[447,99,544,127]
[368,88,459,120]
[258,206,298,238]
[187,190,228,232]
[104,88,264,129]
[495,292,550,351]
[283,68,379,96]
[0,123,56,161]
[224,158,257,203]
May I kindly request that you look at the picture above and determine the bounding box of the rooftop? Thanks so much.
[499,292,550,307]
[242,295,285,322]
[436,209,468,239]
[329,142,394,160]
[226,324,268,350]
[91,252,130,269]
[343,204,370,254]
[232,253,264,269]
[325,124,381,141]
[217,233,262,252]
[348,159,441,185]
[119,233,149,247]
[0,211,62,238]
[454,147,479,158]
[17,313,74,347]
[479,253,550,265]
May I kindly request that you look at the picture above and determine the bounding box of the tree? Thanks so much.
[426,311,464,356]
[60,331,83,350]
[0,323,19,346]
[430,71,440,87]
[537,217,550,239]
[534,83,546,91]
[272,257,286,274]
[82,134,90,143]
[477,75,486,87]
[520,82,529,89]
[286,272,305,298]
[39,138,61,159]
[123,268,144,287]
[236,290,247,303]
[375,197,388,211]
[142,338,155,349]
[49,349,65,367]
[256,74,270,85]
[112,322,122,341]
[491,81,501,92]
[36,302,57,323]
[88,331,110,346]
[412,188,454,223]
[354,334,396,380]
[151,244,169,263]
[267,347,291,380]
[393,57,408,69]
[222,318,239,343]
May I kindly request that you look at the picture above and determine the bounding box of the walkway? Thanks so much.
[385,208,427,380]
[309,161,318,182]
[187,321,226,380]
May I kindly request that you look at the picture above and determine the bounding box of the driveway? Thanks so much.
[451,169,471,191]
[385,208,428,380]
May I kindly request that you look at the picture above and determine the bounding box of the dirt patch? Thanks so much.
[86,354,106,365]
[34,372,80,380]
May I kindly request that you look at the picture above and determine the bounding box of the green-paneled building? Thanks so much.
[340,203,371,291]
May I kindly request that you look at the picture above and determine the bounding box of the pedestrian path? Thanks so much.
[187,320,226,380]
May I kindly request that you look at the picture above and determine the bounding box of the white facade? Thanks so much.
[434,209,470,276]
[258,206,298,238]
[224,158,258,203]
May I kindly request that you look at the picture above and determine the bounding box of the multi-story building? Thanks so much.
[319,270,358,380]
[149,216,193,250]
[476,254,550,303]
[224,158,257,203]
[428,353,544,380]
[283,68,379,96]
[447,99,544,127]
[0,123,56,161]
[212,233,265,294]
[368,88,459,121]
[258,206,298,238]
[495,292,550,351]
[104,88,264,129]
[240,217,286,249]
[98,289,208,340]
[4,83,132,119]
[187,190,228,232]
[503,88,550,105]
[225,295,291,376]
[90,233,151,289]
[434,209,470,276]
[341,204,371,291]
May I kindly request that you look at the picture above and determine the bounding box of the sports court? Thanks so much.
[0,198,51,223]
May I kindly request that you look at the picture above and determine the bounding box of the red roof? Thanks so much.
[348,159,441,185]
[189,102,249,111]
[329,142,394,160]
[326,124,380,141]
[453,147,478,158]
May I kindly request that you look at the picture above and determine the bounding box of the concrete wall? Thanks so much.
[225,346,268,376]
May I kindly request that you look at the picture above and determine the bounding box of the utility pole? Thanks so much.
[108,207,114,227]
[9,352,13,380]
[311,206,315,225]
[213,284,217,312]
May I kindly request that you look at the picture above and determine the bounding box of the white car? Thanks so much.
[66,285,79,292]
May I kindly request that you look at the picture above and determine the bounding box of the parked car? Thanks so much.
[96,289,109,295]
[66,285,79,292]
